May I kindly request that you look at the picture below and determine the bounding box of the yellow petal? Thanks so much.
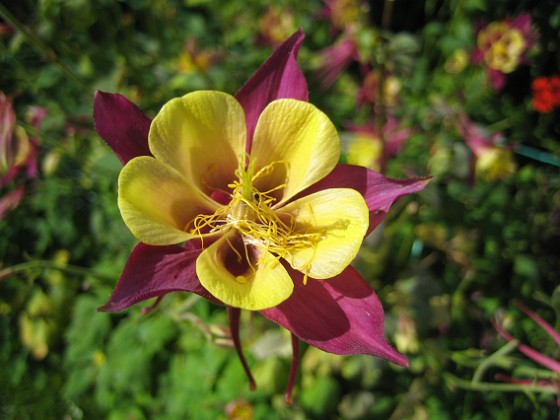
[149,91,246,194]
[251,99,340,204]
[196,233,294,310]
[118,156,215,245]
[281,188,368,279]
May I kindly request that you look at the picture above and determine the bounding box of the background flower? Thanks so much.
[472,13,534,89]
[455,114,516,182]
[532,76,560,113]
[0,92,45,219]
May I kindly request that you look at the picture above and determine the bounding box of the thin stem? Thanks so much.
[0,260,115,282]
[227,306,256,391]
[471,339,519,384]
[284,334,300,405]
[445,372,558,395]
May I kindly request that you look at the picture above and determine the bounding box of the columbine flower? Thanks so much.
[176,38,220,75]
[444,49,469,74]
[94,31,428,401]
[472,13,534,90]
[315,33,359,89]
[345,117,412,172]
[455,115,516,182]
[321,0,364,33]
[0,92,45,219]
[357,69,402,108]
[257,5,296,47]
[532,76,560,114]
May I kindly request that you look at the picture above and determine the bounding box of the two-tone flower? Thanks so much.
[345,117,413,172]
[455,114,516,182]
[321,0,364,33]
[93,31,428,400]
[0,92,45,219]
[356,69,401,109]
[472,13,534,90]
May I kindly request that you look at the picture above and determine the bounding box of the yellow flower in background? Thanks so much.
[258,5,296,47]
[478,22,525,74]
[475,147,516,181]
[358,70,402,108]
[344,118,413,172]
[455,115,516,182]
[471,13,534,89]
[176,38,218,74]
[445,49,469,74]
[328,0,362,30]
[347,133,383,171]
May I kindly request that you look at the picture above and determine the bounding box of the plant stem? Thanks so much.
[445,372,558,395]
[471,339,519,384]
[0,260,115,282]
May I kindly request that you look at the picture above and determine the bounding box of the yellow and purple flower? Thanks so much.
[0,92,45,219]
[472,13,534,90]
[176,38,220,75]
[456,114,516,182]
[321,0,364,33]
[345,117,413,172]
[357,69,402,108]
[93,31,428,400]
[257,5,296,48]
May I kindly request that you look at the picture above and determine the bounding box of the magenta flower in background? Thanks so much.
[0,92,45,219]
[472,13,534,90]
[455,114,516,182]
[1,92,22,187]
[93,30,428,401]
[256,5,296,48]
[321,0,364,33]
[315,33,359,89]
[345,117,413,172]
[316,0,364,89]
[356,69,402,108]
[0,186,25,220]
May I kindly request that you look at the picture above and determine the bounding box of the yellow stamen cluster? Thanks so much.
[187,158,325,261]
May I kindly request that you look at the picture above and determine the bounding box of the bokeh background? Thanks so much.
[1,0,559,418]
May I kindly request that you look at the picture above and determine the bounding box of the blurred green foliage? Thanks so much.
[1,0,559,418]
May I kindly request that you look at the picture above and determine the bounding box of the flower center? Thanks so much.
[187,157,325,259]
